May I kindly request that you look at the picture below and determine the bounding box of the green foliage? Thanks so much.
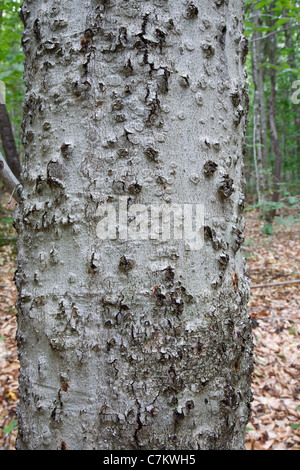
[245,0,300,200]
[0,0,24,151]
[3,419,18,435]
[291,423,299,430]
[245,193,300,235]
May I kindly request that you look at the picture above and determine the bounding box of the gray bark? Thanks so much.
[15,0,253,450]
[250,9,269,202]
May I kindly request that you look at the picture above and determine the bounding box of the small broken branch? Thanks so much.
[251,280,300,289]
[0,150,23,203]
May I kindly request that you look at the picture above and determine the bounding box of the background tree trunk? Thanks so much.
[251,8,269,204]
[0,104,22,180]
[267,3,282,215]
[15,0,253,450]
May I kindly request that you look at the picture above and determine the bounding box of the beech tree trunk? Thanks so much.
[15,0,253,450]
[251,8,269,203]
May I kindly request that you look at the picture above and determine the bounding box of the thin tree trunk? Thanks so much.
[251,8,269,203]
[16,0,253,450]
[267,4,282,216]
[0,150,22,203]
[269,44,282,205]
[0,104,22,180]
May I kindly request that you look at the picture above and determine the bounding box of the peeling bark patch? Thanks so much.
[89,253,98,272]
[218,253,229,270]
[230,91,241,107]
[117,148,129,158]
[203,160,218,176]
[232,228,244,252]
[146,96,161,124]
[80,37,92,50]
[222,383,238,409]
[186,400,195,411]
[202,44,215,59]
[61,143,72,157]
[119,256,135,273]
[111,100,124,111]
[47,161,65,189]
[165,266,175,283]
[133,400,143,450]
[233,106,244,126]
[33,19,41,41]
[231,272,239,292]
[173,409,185,432]
[193,340,204,355]
[115,114,127,123]
[128,182,142,195]
[218,175,234,198]
[60,382,69,392]
[217,25,227,49]
[155,28,166,53]
[240,36,249,64]
[186,4,199,19]
[59,440,67,450]
[179,74,190,88]
[144,147,159,162]
[152,286,185,316]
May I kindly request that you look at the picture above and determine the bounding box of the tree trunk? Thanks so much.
[15,0,253,450]
[267,3,282,215]
[0,104,22,180]
[251,8,269,204]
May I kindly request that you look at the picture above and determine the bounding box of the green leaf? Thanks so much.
[275,18,290,26]
[255,0,272,9]
[0,336,5,341]
[277,354,286,360]
[3,420,18,435]
[291,423,300,430]
[288,328,297,336]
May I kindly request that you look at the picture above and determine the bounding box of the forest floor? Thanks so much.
[0,194,299,450]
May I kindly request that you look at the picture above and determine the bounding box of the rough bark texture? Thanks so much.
[15,0,253,450]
